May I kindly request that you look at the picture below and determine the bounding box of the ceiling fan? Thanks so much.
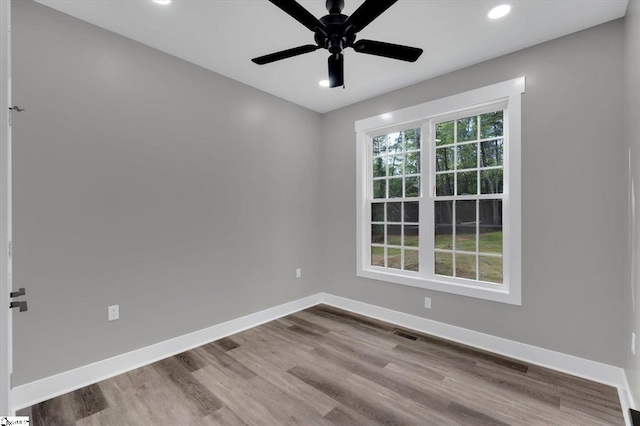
[252,0,424,88]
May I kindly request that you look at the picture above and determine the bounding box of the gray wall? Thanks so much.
[11,0,323,386]
[320,19,626,366]
[11,0,629,387]
[624,0,640,406]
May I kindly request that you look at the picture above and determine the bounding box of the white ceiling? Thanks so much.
[34,0,628,113]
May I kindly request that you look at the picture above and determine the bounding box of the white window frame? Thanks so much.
[356,77,524,305]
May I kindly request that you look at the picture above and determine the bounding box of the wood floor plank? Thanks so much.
[462,361,561,408]
[243,374,336,425]
[294,310,398,351]
[288,364,415,425]
[196,343,257,380]
[284,313,331,334]
[345,371,458,426]
[228,347,339,416]
[22,304,625,426]
[76,407,128,426]
[29,393,77,426]
[204,406,249,426]
[98,371,194,425]
[71,383,109,421]
[211,337,241,352]
[447,401,512,426]
[193,365,283,426]
[323,405,377,426]
[175,349,209,373]
[153,356,224,417]
[309,345,451,414]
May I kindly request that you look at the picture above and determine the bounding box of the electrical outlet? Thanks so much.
[108,305,119,321]
[296,268,301,278]
[424,297,431,309]
[633,333,636,355]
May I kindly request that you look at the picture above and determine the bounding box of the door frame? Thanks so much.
[0,0,13,416]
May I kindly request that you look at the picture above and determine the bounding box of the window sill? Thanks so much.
[357,267,521,305]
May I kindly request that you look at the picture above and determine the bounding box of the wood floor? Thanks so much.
[19,305,624,425]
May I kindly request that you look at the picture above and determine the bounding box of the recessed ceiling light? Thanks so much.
[381,113,392,120]
[488,4,511,19]
[319,80,330,88]
[153,0,171,5]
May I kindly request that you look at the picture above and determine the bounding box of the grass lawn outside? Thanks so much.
[371,231,502,283]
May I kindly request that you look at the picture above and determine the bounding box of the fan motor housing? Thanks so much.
[315,14,355,53]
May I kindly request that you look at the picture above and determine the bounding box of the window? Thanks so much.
[371,129,421,271]
[356,78,524,305]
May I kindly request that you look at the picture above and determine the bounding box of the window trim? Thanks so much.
[356,77,524,305]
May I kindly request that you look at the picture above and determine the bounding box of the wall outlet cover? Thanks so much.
[296,268,301,278]
[424,297,431,309]
[108,305,119,321]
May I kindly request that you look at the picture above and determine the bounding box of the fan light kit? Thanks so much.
[319,80,330,87]
[253,0,423,89]
[488,4,511,19]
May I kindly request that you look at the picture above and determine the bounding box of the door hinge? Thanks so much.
[9,373,12,389]
[8,241,11,258]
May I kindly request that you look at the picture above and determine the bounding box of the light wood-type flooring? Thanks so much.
[19,305,625,425]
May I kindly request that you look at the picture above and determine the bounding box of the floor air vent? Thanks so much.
[393,330,418,341]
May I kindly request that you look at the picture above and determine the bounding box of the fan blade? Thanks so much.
[269,0,328,36]
[328,53,344,88]
[252,45,320,65]
[353,39,423,62]
[344,0,397,33]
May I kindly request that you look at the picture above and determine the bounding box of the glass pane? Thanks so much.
[372,135,386,156]
[457,116,478,142]
[373,156,387,178]
[371,203,385,222]
[436,121,454,146]
[371,225,384,244]
[480,139,503,167]
[480,111,503,139]
[371,246,385,267]
[388,248,401,269]
[456,253,477,280]
[404,202,419,223]
[405,128,420,151]
[479,200,503,254]
[480,169,503,194]
[434,201,453,250]
[388,132,403,153]
[389,155,403,176]
[436,173,454,196]
[404,225,419,247]
[479,256,503,283]
[404,249,419,272]
[387,202,401,223]
[405,152,420,175]
[389,178,403,198]
[456,200,477,252]
[405,177,420,197]
[373,179,386,199]
[387,225,401,246]
[457,143,478,170]
[435,252,453,276]
[457,171,478,195]
[436,147,454,172]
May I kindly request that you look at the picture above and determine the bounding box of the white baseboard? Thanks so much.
[619,370,634,426]
[10,293,323,411]
[11,291,629,422]
[320,293,626,389]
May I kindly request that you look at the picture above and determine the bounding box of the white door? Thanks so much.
[0,0,12,415]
